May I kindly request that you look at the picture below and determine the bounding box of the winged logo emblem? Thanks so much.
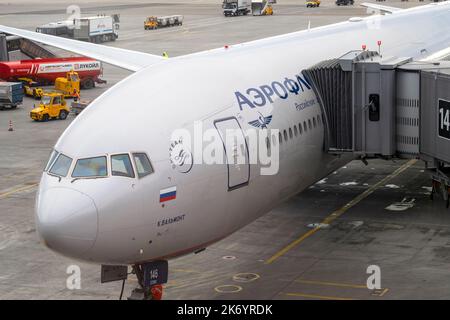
[248,112,273,129]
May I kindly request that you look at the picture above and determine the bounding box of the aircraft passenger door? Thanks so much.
[214,117,250,191]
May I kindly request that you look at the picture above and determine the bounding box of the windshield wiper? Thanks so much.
[71,176,105,183]
[47,172,61,182]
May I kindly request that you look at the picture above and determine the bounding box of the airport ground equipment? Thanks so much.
[223,0,251,16]
[302,50,450,207]
[73,15,120,43]
[36,15,120,43]
[36,21,75,38]
[0,82,23,110]
[30,93,70,121]
[306,0,321,7]
[2,36,56,60]
[100,261,168,300]
[251,0,275,15]
[20,78,44,99]
[144,15,183,30]
[336,0,354,5]
[144,17,158,30]
[22,71,80,99]
[71,100,91,115]
[0,57,104,89]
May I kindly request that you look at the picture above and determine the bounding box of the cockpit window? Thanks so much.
[72,156,107,178]
[44,150,59,172]
[49,154,72,177]
[132,153,154,178]
[111,154,135,178]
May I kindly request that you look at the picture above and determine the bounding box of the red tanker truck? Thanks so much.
[0,57,106,89]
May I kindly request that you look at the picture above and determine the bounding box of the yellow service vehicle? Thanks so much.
[30,93,70,122]
[306,0,321,7]
[21,71,80,100]
[19,77,44,100]
[55,70,80,98]
[251,0,274,15]
[144,17,158,30]
[265,5,273,15]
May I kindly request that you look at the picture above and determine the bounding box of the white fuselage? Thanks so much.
[35,3,450,264]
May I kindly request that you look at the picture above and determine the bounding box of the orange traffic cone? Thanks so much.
[8,120,13,132]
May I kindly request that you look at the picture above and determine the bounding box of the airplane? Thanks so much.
[1,1,450,299]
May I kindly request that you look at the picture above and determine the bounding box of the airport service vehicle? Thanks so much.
[144,17,158,30]
[36,20,75,38]
[0,82,23,110]
[22,71,80,99]
[144,16,183,30]
[306,0,321,7]
[251,0,275,15]
[2,1,450,299]
[336,0,354,5]
[36,15,120,43]
[0,57,104,89]
[71,100,90,115]
[73,15,120,43]
[223,0,251,16]
[21,78,44,99]
[30,93,70,121]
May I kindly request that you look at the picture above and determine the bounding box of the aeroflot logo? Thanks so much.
[235,73,312,110]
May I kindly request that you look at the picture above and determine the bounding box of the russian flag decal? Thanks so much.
[160,186,177,203]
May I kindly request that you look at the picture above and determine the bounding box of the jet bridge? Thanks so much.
[302,50,450,206]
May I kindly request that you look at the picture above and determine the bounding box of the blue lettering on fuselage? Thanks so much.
[235,73,312,110]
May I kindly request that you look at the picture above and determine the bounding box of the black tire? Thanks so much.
[59,110,68,120]
[11,105,17,109]
[42,114,49,122]
[82,77,95,89]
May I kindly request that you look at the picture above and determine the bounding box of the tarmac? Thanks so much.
[1,0,449,300]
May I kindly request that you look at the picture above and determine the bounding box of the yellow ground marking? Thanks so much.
[284,292,356,300]
[296,279,367,289]
[0,183,39,200]
[214,285,242,293]
[265,159,417,264]
[372,288,390,297]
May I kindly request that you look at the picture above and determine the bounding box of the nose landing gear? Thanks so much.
[128,261,169,300]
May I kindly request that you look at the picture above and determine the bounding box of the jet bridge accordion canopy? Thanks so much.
[303,50,450,168]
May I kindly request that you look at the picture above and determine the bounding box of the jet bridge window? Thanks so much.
[49,154,72,177]
[111,154,135,178]
[132,153,154,178]
[72,156,107,178]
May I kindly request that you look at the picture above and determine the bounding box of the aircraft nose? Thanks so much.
[35,187,98,259]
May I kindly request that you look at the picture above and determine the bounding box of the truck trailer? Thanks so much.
[36,14,120,43]
[36,20,75,38]
[223,0,251,16]
[73,15,120,43]
[0,82,23,109]
[0,57,105,89]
